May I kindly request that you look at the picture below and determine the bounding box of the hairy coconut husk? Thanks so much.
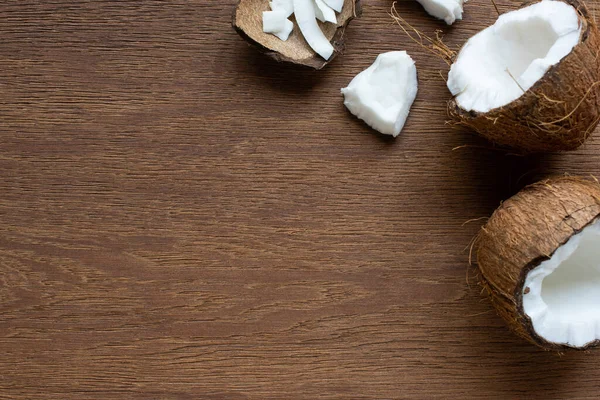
[449,0,600,153]
[476,176,600,350]
[233,0,361,69]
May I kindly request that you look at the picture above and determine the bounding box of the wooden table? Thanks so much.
[1,1,599,398]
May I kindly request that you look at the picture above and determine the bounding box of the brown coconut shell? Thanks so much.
[448,0,600,153]
[476,176,600,350]
[233,0,361,69]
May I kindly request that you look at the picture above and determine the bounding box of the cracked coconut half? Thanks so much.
[447,0,600,153]
[477,177,600,350]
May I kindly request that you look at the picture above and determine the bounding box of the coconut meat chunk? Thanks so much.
[523,219,600,348]
[263,10,294,41]
[341,51,418,137]
[416,0,465,25]
[447,0,581,113]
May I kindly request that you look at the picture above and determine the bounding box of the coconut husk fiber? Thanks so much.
[476,176,600,350]
[448,0,600,153]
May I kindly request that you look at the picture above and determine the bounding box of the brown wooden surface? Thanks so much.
[1,1,600,399]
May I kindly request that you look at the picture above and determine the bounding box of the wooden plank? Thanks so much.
[0,0,599,398]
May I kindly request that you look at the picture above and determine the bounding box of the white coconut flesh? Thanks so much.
[322,0,343,12]
[341,51,418,137]
[523,219,600,348]
[270,0,294,17]
[447,0,582,113]
[263,10,294,41]
[293,0,335,60]
[314,0,337,24]
[263,0,339,60]
[416,0,465,25]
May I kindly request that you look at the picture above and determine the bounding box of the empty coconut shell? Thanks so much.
[476,176,600,350]
[448,0,600,153]
[233,0,361,69]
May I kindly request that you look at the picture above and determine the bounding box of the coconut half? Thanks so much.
[447,0,600,153]
[477,177,600,350]
[233,0,361,69]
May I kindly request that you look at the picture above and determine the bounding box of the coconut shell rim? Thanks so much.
[232,0,362,70]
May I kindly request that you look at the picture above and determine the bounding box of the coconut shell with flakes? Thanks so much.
[233,0,361,69]
[476,176,600,350]
[447,0,600,153]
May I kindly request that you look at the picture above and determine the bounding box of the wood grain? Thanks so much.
[1,1,600,398]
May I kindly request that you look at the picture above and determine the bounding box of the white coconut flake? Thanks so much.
[416,0,465,25]
[314,0,337,24]
[341,51,418,137]
[322,0,343,12]
[263,10,294,41]
[447,0,581,113]
[522,219,600,348]
[270,0,294,17]
[293,0,335,60]
[264,0,340,59]
[263,10,289,32]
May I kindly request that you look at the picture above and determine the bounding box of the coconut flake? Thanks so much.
[263,0,343,60]
[341,51,418,137]
[416,0,465,25]
[322,0,343,12]
[522,219,600,348]
[263,10,289,32]
[263,10,294,41]
[263,0,339,59]
[447,0,582,113]
[270,0,294,17]
[293,0,335,60]
[314,0,337,24]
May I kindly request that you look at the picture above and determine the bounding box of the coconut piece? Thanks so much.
[476,176,600,350]
[322,0,343,12]
[233,0,361,69]
[293,0,335,60]
[263,10,288,32]
[447,0,600,153]
[314,0,337,24]
[270,0,294,16]
[263,10,294,41]
[449,0,581,113]
[341,51,418,137]
[416,0,465,25]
